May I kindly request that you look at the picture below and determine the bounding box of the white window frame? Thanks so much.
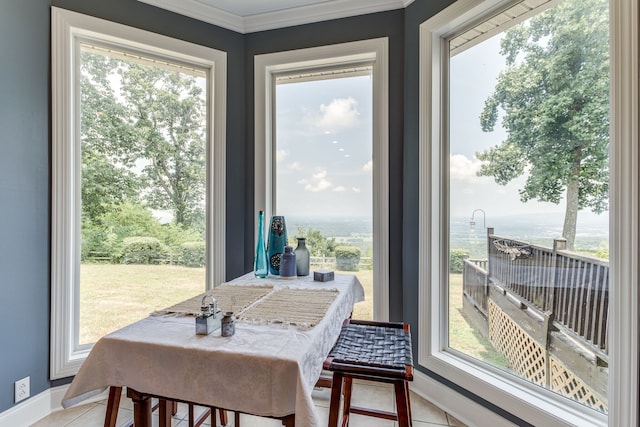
[254,38,389,320]
[417,0,638,426]
[50,7,227,379]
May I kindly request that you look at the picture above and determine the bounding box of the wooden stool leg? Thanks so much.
[341,376,353,427]
[328,372,344,427]
[234,411,241,427]
[404,380,413,425]
[104,386,122,427]
[394,380,411,427]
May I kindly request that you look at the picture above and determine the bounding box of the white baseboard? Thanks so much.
[411,370,518,427]
[0,384,108,427]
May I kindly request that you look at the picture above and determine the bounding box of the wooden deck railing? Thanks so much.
[462,258,489,317]
[462,228,609,354]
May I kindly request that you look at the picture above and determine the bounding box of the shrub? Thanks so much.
[449,249,470,273]
[335,245,361,271]
[180,241,206,267]
[121,236,167,265]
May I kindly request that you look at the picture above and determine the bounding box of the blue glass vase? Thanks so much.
[267,215,287,275]
[254,211,268,278]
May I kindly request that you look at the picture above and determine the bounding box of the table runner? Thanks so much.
[238,288,339,330]
[152,284,273,316]
[62,273,365,427]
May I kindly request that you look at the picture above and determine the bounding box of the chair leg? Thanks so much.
[328,372,344,427]
[209,407,229,427]
[217,408,229,426]
[341,376,353,427]
[404,380,413,424]
[394,380,412,427]
[104,386,122,427]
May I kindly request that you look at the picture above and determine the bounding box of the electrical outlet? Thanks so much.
[14,376,30,403]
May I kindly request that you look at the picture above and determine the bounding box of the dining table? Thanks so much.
[61,272,365,427]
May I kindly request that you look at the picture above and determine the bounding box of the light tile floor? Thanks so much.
[32,381,467,427]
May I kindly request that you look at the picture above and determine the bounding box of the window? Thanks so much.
[255,38,389,320]
[51,7,226,379]
[275,71,374,318]
[418,0,637,426]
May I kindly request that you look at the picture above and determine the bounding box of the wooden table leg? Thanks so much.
[126,388,152,427]
[104,386,122,427]
[281,414,295,427]
[158,399,173,427]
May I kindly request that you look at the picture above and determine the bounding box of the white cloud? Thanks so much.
[362,160,373,172]
[333,186,346,192]
[352,187,361,193]
[276,149,289,162]
[298,168,332,192]
[312,170,327,180]
[317,97,360,130]
[288,161,303,171]
[449,154,490,184]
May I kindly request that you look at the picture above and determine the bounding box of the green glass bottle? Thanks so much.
[254,211,268,278]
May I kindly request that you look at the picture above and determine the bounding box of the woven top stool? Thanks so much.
[323,319,414,427]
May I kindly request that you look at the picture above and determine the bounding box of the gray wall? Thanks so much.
[0,0,52,413]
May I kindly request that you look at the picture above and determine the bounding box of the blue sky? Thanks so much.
[275,75,372,218]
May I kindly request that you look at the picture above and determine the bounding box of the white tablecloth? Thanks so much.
[62,273,364,426]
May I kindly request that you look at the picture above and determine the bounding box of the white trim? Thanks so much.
[608,0,639,426]
[254,38,390,321]
[0,384,105,427]
[418,0,636,426]
[136,0,410,34]
[410,371,518,427]
[51,7,226,379]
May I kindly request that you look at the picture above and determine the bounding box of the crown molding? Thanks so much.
[137,0,414,34]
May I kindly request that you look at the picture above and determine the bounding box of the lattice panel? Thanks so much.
[488,300,546,385]
[549,356,608,413]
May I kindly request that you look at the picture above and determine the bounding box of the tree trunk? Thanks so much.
[562,156,581,250]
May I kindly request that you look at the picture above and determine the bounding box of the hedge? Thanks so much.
[335,245,361,271]
[180,241,206,268]
[449,249,470,273]
[121,236,167,265]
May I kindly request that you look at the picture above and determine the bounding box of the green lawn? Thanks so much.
[79,264,205,344]
[449,273,509,367]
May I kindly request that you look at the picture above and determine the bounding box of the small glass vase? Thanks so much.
[280,246,297,278]
[254,211,268,278]
[294,237,310,276]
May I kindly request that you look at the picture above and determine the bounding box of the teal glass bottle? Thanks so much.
[254,211,268,278]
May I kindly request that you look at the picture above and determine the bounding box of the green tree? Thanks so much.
[79,50,206,233]
[478,0,609,249]
[120,63,207,232]
[293,226,337,257]
[80,51,140,223]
